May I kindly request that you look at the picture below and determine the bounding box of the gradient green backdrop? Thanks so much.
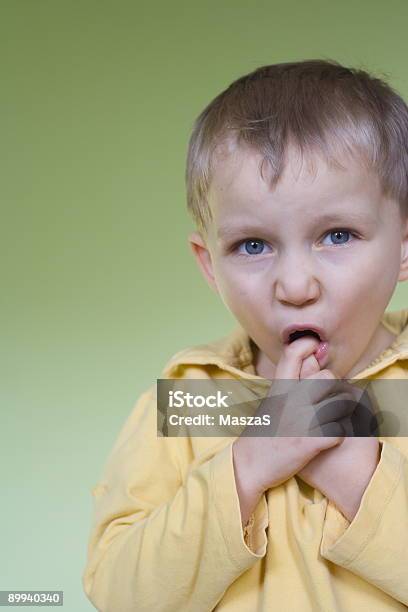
[2,1,408,609]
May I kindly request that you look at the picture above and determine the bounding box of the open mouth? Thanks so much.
[288,329,321,344]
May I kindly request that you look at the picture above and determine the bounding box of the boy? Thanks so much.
[83,59,408,610]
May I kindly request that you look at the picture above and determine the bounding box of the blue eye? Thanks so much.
[323,230,352,245]
[239,239,267,255]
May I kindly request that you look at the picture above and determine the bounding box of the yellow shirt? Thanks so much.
[83,309,408,611]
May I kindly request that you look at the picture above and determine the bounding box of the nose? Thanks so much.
[274,250,321,306]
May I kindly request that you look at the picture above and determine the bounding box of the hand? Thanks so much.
[233,337,349,525]
[298,436,380,520]
[297,355,381,521]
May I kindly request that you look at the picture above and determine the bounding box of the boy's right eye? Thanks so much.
[237,239,270,256]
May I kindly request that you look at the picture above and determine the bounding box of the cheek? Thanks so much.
[328,253,398,328]
[349,249,399,301]
[213,262,266,312]
[323,241,399,302]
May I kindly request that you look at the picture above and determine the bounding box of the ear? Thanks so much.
[398,217,408,282]
[188,231,219,294]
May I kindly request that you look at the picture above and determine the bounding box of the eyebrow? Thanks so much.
[217,211,373,240]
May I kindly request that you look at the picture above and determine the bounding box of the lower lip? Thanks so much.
[314,341,329,367]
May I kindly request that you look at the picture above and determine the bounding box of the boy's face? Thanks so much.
[189,144,408,379]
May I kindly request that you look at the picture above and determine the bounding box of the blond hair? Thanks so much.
[185,59,408,234]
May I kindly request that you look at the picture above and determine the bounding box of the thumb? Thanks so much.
[299,353,320,379]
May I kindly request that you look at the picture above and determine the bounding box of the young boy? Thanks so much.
[83,59,408,611]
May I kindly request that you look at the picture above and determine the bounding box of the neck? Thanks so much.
[346,323,397,378]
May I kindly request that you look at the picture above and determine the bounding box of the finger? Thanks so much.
[349,390,380,436]
[309,420,346,437]
[337,415,355,437]
[273,336,321,391]
[296,373,338,406]
[302,370,355,406]
[299,353,320,379]
[270,367,338,405]
[311,392,360,426]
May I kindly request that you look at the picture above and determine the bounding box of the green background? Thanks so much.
[2,1,408,609]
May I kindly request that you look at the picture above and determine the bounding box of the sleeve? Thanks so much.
[320,439,408,606]
[82,386,268,612]
[242,498,269,555]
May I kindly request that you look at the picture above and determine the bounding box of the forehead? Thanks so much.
[207,141,383,225]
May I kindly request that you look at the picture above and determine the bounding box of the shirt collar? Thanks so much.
[162,309,408,381]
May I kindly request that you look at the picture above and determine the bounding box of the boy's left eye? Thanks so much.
[322,230,354,245]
